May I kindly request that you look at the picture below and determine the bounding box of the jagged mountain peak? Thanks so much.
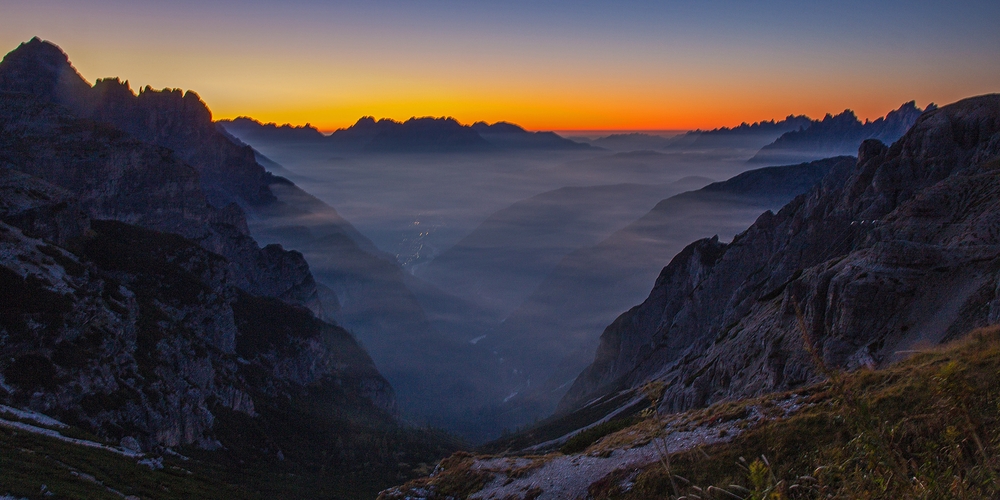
[560,93,1000,423]
[750,100,927,163]
[0,37,90,105]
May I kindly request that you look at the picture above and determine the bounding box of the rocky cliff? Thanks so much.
[0,38,320,312]
[562,94,1000,417]
[478,158,844,429]
[0,37,277,208]
[749,101,927,164]
[0,164,393,445]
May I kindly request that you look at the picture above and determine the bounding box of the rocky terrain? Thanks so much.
[0,38,454,498]
[483,158,844,427]
[562,94,1000,420]
[383,95,1000,499]
[385,326,1000,499]
[0,38,487,436]
[0,38,321,312]
[749,101,927,164]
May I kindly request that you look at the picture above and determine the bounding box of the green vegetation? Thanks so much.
[590,325,1000,499]
[481,389,652,454]
[560,416,638,454]
[0,424,256,500]
[0,403,460,500]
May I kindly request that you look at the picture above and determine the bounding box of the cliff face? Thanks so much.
[0,166,393,451]
[0,38,319,312]
[483,158,845,427]
[0,37,275,208]
[0,39,456,495]
[749,101,926,164]
[562,94,1000,415]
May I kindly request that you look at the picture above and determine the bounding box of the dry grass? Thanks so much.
[590,325,1000,499]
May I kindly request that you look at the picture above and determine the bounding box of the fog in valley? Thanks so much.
[227,126,826,441]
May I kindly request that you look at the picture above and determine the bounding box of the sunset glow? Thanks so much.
[2,0,998,131]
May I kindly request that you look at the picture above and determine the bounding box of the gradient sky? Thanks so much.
[2,0,999,131]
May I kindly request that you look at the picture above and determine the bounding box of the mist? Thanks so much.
[228,128,829,441]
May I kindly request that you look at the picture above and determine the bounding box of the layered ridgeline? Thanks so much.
[582,103,922,162]
[581,115,813,152]
[0,38,453,497]
[475,158,845,429]
[749,101,927,164]
[558,95,1000,428]
[220,116,590,153]
[0,38,493,434]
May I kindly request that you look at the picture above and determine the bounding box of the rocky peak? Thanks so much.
[0,40,319,314]
[843,94,1000,220]
[562,94,1000,419]
[750,101,928,163]
[0,37,90,106]
[0,39,275,208]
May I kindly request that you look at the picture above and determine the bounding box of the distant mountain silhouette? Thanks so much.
[357,116,493,152]
[584,116,812,152]
[219,116,590,153]
[750,101,929,163]
[670,115,813,150]
[477,158,843,426]
[471,121,591,150]
[221,117,326,143]
[586,133,675,151]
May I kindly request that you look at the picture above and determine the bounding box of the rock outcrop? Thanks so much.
[0,40,461,496]
[562,94,1000,417]
[0,166,393,450]
[0,38,320,312]
[478,158,845,429]
[749,101,927,164]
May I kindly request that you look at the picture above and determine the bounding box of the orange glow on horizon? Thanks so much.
[209,95,940,136]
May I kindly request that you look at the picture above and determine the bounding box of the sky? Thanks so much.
[2,0,999,132]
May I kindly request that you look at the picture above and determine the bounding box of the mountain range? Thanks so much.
[384,93,1000,500]
[558,93,1000,428]
[0,37,454,498]
[3,34,995,500]
[220,116,591,154]
[749,101,928,164]
[479,157,847,426]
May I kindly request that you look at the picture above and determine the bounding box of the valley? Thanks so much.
[0,30,996,500]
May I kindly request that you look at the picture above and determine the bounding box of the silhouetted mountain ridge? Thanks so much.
[750,101,929,163]
[560,94,1000,431]
[219,115,591,153]
[585,115,812,152]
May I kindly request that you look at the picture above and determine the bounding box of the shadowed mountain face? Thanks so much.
[470,158,843,429]
[0,38,326,311]
[749,101,927,164]
[0,39,277,209]
[560,95,1000,426]
[0,38,489,434]
[0,38,458,496]
[220,115,591,154]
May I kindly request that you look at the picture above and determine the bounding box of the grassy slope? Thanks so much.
[0,425,257,499]
[0,415,458,500]
[596,325,1000,499]
[388,325,1000,500]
